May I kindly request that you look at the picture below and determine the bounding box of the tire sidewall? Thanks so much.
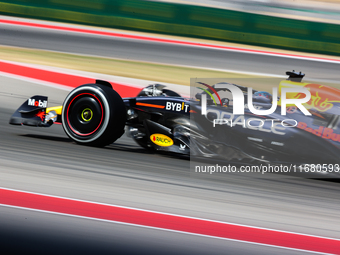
[62,85,110,144]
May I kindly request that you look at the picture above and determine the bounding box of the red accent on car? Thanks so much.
[66,93,104,136]
[35,111,45,121]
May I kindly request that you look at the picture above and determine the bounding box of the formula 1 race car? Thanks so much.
[9,71,340,168]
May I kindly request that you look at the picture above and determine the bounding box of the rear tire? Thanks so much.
[62,84,126,147]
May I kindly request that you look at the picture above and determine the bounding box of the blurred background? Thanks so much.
[1,0,340,88]
[156,0,340,23]
[1,1,340,254]
[1,0,340,55]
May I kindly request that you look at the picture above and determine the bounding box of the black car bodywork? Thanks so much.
[10,71,340,168]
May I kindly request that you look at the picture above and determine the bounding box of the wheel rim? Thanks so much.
[66,93,104,136]
[81,108,93,122]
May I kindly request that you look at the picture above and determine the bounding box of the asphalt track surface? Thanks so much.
[1,21,340,82]
[1,20,340,254]
[2,75,340,254]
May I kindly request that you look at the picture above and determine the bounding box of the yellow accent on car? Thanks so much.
[278,80,310,107]
[150,133,174,147]
[46,106,63,115]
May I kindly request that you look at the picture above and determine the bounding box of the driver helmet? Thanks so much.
[254,91,272,101]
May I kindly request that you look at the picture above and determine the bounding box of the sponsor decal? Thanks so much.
[150,133,174,147]
[286,106,297,114]
[295,84,340,112]
[271,141,284,146]
[165,102,189,112]
[28,98,47,108]
[179,144,186,151]
[297,122,340,142]
[35,110,46,121]
[247,137,263,142]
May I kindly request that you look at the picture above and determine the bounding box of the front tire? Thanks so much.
[62,84,126,147]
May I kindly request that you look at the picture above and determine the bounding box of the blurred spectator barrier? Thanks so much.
[0,0,339,55]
